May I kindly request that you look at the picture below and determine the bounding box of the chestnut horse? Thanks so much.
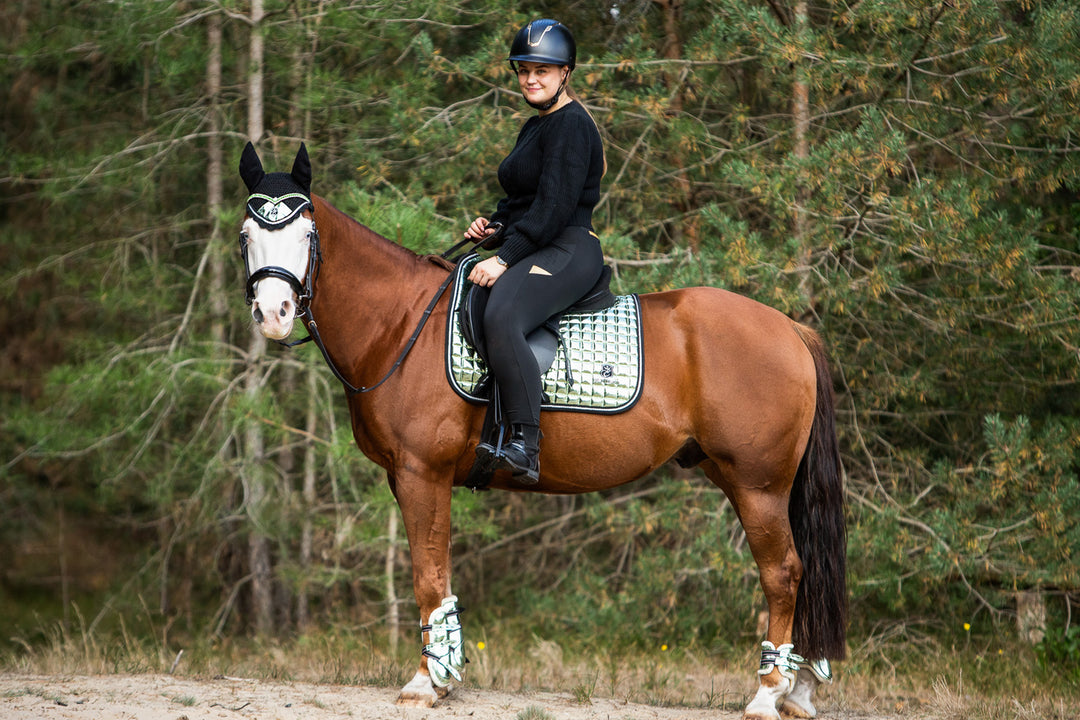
[237,143,846,720]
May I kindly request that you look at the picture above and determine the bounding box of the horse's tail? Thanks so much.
[790,324,847,661]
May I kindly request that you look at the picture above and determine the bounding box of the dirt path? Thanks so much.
[0,673,917,720]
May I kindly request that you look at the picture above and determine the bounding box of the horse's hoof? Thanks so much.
[742,694,782,720]
[781,695,812,716]
[397,671,438,707]
[779,699,814,718]
[396,693,436,708]
[741,712,780,720]
[780,667,819,718]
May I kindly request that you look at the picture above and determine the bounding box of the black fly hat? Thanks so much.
[239,142,313,229]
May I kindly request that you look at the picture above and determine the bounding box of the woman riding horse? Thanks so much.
[465,19,606,485]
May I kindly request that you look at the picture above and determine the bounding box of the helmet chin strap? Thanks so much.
[523,69,570,111]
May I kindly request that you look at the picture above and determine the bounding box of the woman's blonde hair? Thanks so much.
[566,83,607,176]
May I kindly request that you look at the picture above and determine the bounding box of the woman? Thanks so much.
[464,18,606,485]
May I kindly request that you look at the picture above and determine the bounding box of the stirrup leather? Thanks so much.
[758,641,832,684]
[421,595,467,687]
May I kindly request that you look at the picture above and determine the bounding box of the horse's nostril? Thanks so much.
[280,306,288,317]
[253,307,264,324]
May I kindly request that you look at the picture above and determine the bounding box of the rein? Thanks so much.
[240,210,490,396]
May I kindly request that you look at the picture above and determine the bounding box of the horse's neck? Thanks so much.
[314,196,419,283]
[309,196,440,376]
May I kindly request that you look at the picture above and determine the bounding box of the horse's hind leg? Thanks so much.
[704,463,802,720]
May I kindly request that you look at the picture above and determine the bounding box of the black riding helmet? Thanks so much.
[508,19,576,111]
[508,19,576,70]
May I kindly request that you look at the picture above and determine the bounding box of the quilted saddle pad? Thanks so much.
[444,256,644,414]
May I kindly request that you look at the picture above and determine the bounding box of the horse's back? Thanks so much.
[638,285,813,371]
[636,286,817,462]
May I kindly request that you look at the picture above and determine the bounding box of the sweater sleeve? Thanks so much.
[496,112,594,266]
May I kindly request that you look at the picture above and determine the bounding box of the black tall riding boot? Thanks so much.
[498,423,541,485]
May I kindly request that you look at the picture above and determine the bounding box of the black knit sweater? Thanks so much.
[489,100,604,266]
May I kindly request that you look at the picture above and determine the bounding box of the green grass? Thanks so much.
[516,707,554,720]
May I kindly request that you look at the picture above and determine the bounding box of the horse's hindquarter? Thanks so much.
[539,287,817,492]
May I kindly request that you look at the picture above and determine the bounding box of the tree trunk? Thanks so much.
[792,0,813,303]
[207,10,227,345]
[297,370,318,630]
[386,508,400,656]
[243,0,274,636]
[652,0,699,253]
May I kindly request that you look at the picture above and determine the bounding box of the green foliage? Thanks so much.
[1038,625,1080,682]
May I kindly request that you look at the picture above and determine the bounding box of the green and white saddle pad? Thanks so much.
[445,258,644,414]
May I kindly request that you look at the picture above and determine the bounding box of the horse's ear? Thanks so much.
[291,142,312,196]
[239,141,265,193]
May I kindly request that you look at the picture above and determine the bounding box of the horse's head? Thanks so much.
[237,142,318,340]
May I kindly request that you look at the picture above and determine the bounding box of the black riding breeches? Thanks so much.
[483,226,604,427]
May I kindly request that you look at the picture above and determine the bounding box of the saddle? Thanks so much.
[445,254,644,415]
[458,264,618,389]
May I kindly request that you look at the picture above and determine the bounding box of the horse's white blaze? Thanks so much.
[244,216,314,340]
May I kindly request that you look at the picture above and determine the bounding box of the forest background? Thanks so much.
[2,0,1080,701]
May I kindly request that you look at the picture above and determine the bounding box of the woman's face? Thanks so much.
[516,61,568,106]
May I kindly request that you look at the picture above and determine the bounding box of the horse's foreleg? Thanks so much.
[391,470,458,707]
[734,491,804,720]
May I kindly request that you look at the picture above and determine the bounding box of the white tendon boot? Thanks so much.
[744,642,797,719]
[421,595,466,688]
[746,641,833,720]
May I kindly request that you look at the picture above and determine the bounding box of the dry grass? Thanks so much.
[2,618,1077,720]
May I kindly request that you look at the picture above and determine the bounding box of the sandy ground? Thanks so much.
[0,673,915,720]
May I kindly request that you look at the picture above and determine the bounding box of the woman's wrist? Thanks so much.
[495,255,509,268]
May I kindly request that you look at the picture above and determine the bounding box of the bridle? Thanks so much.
[239,209,320,313]
[238,202,480,396]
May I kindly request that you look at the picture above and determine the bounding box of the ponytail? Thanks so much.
[567,85,608,177]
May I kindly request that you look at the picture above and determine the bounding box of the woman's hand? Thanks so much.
[468,256,508,288]
[464,217,495,241]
